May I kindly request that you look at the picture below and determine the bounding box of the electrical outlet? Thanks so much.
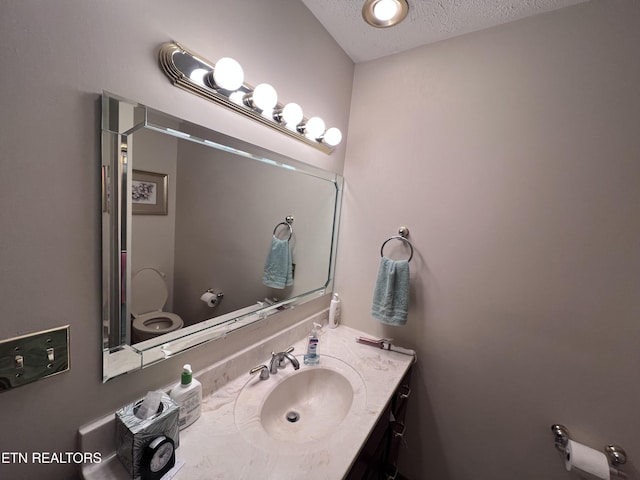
[0,325,70,391]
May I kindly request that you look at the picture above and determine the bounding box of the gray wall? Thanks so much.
[335,1,640,479]
[0,1,352,479]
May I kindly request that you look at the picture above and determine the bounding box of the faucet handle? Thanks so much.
[249,364,269,380]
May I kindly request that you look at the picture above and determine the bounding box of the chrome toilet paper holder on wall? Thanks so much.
[551,424,627,478]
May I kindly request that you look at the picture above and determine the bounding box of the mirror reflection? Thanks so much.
[102,93,342,381]
[130,127,337,339]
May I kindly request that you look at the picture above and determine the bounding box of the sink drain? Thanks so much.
[286,411,300,423]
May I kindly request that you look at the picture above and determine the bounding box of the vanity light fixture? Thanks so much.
[362,0,409,28]
[158,41,342,153]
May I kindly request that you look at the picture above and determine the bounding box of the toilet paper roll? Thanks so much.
[200,291,219,307]
[565,440,610,480]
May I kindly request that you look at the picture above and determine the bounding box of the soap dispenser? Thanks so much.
[304,323,321,365]
[169,364,202,430]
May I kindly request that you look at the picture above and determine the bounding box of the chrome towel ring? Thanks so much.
[273,215,294,240]
[380,226,414,262]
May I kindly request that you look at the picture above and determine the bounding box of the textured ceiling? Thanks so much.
[301,0,591,63]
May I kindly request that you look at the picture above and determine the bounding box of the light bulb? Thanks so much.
[189,68,209,85]
[362,0,409,28]
[374,0,399,21]
[246,83,278,111]
[322,127,342,147]
[212,57,244,91]
[228,91,245,105]
[301,116,325,139]
[277,103,303,127]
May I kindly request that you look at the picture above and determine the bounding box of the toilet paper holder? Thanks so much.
[551,424,627,477]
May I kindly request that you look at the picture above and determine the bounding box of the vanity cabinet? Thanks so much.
[346,365,412,480]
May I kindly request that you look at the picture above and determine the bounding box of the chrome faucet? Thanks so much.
[269,347,300,374]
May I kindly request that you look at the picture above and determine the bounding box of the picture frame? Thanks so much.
[132,170,168,215]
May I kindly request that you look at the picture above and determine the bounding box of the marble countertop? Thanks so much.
[177,324,413,479]
[82,321,414,480]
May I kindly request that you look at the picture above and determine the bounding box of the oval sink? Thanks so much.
[234,355,366,448]
[261,368,353,442]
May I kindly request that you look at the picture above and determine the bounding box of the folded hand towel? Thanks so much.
[371,256,410,325]
[262,237,293,289]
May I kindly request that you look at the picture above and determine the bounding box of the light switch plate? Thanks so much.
[0,325,70,391]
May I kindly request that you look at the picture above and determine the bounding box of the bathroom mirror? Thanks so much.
[101,92,342,382]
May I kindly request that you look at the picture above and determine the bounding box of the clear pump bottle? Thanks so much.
[303,323,321,365]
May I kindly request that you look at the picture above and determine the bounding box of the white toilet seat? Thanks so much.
[131,268,184,342]
[132,312,184,342]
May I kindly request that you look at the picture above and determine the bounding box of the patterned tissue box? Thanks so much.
[115,393,180,479]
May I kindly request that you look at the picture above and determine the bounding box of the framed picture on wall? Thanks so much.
[132,170,168,215]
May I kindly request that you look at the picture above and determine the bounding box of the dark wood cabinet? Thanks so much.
[345,366,412,480]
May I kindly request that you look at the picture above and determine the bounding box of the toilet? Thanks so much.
[131,267,184,343]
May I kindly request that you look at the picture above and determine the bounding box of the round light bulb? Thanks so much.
[362,0,409,28]
[303,116,326,139]
[228,91,245,105]
[251,83,278,111]
[281,103,303,126]
[213,57,244,91]
[374,0,399,21]
[322,127,342,147]
[189,68,209,85]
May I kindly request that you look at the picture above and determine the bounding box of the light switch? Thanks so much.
[0,325,69,391]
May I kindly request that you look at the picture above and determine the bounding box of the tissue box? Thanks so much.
[115,393,180,479]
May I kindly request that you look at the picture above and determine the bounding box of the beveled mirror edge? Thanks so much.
[101,91,343,382]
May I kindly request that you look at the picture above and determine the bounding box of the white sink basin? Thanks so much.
[234,355,367,449]
[261,367,353,442]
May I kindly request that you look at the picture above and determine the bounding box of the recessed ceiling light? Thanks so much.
[362,0,409,28]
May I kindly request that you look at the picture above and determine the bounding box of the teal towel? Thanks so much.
[371,256,410,325]
[262,237,293,289]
